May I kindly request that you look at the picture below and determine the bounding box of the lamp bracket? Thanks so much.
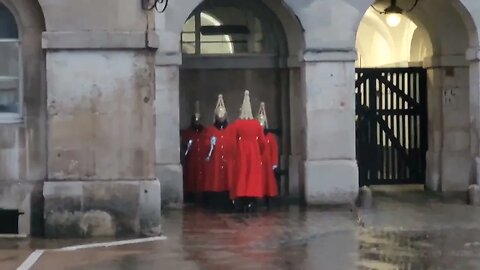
[370,0,419,14]
[142,0,169,13]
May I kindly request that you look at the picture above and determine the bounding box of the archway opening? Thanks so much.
[355,0,475,192]
[179,0,298,206]
[356,7,432,68]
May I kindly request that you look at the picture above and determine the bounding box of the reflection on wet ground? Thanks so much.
[359,229,480,270]
[4,188,480,270]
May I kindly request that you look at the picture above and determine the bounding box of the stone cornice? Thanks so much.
[302,49,357,63]
[423,55,468,68]
[42,31,159,50]
[155,52,182,66]
[466,47,480,61]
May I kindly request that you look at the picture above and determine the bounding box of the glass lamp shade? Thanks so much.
[386,13,402,27]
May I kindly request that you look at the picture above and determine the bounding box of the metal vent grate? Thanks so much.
[0,209,23,234]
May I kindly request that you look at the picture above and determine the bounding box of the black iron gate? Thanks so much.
[355,67,427,186]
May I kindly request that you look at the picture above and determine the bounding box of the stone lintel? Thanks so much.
[302,49,357,63]
[423,55,468,68]
[42,31,159,50]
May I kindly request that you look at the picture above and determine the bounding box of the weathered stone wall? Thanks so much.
[42,50,160,237]
[46,51,155,180]
[37,0,160,237]
[426,64,471,191]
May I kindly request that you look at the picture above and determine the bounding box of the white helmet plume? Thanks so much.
[239,90,254,120]
[213,94,228,122]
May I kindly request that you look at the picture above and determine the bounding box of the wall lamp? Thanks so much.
[142,0,169,13]
[371,0,419,28]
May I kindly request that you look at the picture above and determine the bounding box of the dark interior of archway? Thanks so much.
[179,0,293,208]
[0,3,18,38]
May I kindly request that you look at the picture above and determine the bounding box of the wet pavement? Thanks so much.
[4,187,480,270]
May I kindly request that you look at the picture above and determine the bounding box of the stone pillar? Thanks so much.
[424,63,443,191]
[467,48,480,185]
[289,67,306,202]
[302,50,359,205]
[155,49,183,208]
[424,55,471,192]
[42,31,161,237]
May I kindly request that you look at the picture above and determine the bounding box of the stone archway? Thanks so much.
[267,0,480,205]
[354,0,480,192]
[154,0,304,207]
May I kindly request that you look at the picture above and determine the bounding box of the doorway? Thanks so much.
[356,67,428,186]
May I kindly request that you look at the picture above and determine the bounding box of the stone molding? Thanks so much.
[182,54,284,69]
[155,52,182,66]
[157,53,301,68]
[302,49,357,63]
[42,31,159,49]
[466,47,480,62]
[423,55,469,68]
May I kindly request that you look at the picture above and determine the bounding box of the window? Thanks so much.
[181,4,275,55]
[0,3,21,122]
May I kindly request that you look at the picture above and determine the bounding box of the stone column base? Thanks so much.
[475,156,480,185]
[288,155,304,203]
[43,179,161,238]
[156,164,183,208]
[425,149,441,191]
[304,160,358,205]
[440,150,471,191]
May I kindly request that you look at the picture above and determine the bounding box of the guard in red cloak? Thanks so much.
[229,90,266,212]
[181,101,207,203]
[203,94,235,211]
[257,102,279,200]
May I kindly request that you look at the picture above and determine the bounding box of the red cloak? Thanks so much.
[261,132,279,197]
[181,128,207,194]
[203,126,235,192]
[229,119,266,199]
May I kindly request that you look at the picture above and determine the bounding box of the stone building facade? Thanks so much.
[1,0,480,237]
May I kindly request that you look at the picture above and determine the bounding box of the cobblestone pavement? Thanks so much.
[4,187,480,270]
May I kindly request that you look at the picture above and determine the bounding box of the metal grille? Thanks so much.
[355,68,428,186]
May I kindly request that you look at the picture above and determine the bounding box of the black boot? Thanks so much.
[233,198,244,213]
[246,198,257,213]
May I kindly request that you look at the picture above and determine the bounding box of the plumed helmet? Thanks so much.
[213,94,228,121]
[256,102,268,128]
[239,90,254,120]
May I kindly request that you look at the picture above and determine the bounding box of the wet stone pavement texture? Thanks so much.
[4,188,480,269]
